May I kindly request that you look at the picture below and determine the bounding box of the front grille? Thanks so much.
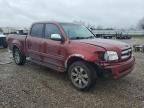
[121,47,132,60]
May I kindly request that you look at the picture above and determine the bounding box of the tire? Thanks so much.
[68,61,97,91]
[13,48,26,65]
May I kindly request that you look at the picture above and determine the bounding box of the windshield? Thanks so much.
[61,23,95,40]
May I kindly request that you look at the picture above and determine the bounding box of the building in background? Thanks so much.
[92,29,144,39]
[1,27,29,35]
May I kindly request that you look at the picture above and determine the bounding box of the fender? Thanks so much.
[12,40,25,55]
[65,54,85,68]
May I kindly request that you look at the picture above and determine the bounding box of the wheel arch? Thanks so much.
[65,53,99,69]
[12,44,25,56]
[12,45,21,53]
[65,54,85,69]
[13,45,18,50]
[65,54,100,74]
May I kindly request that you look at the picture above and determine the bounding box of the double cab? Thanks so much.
[7,22,135,90]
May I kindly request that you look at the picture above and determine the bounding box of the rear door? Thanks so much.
[26,23,45,61]
[43,23,67,68]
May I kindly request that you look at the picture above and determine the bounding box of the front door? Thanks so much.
[27,23,44,62]
[43,23,67,69]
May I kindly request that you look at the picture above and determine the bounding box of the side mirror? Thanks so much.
[50,34,62,41]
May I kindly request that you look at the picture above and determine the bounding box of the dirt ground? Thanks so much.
[0,37,144,108]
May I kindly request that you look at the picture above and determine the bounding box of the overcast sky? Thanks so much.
[0,0,143,28]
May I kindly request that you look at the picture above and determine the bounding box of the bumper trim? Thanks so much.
[113,64,134,79]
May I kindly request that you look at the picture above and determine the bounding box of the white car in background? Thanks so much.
[0,33,7,48]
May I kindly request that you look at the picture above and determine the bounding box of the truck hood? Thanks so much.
[77,38,130,51]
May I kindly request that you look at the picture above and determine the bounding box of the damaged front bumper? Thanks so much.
[98,56,135,79]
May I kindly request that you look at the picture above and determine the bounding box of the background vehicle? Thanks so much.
[0,33,7,48]
[7,22,135,90]
[116,34,131,39]
[102,34,113,39]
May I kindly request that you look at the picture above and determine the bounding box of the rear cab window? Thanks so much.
[30,23,44,38]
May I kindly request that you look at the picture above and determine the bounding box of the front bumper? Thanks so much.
[102,56,135,79]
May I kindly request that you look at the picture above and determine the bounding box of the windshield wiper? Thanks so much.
[70,36,95,40]
[85,36,95,39]
[70,37,86,40]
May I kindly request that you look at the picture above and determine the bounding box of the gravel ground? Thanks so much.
[0,38,144,108]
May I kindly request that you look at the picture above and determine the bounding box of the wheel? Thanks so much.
[68,61,97,91]
[13,48,26,65]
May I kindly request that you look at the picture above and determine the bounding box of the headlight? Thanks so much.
[104,51,118,61]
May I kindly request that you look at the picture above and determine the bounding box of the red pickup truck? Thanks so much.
[7,22,135,90]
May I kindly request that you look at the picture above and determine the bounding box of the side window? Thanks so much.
[45,24,61,39]
[31,24,44,37]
